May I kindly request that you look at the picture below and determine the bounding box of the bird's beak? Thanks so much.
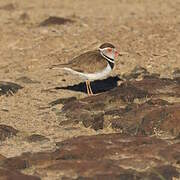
[115,50,119,58]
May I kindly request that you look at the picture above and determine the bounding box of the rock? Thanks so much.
[82,112,104,130]
[0,81,23,96]
[0,168,40,180]
[130,76,180,97]
[173,68,180,82]
[131,65,148,74]
[173,68,180,78]
[60,76,180,133]
[0,3,15,11]
[49,97,77,106]
[62,81,150,113]
[8,134,179,179]
[111,100,180,137]
[122,65,150,80]
[16,76,40,84]
[42,75,180,178]
[19,12,30,23]
[0,154,6,161]
[39,16,74,26]
[1,156,27,170]
[59,119,79,126]
[139,103,180,137]
[0,124,19,141]
[26,134,50,143]
[0,155,37,179]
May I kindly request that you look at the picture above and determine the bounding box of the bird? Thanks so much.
[51,43,119,95]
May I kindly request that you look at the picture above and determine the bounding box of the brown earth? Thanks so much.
[0,0,180,179]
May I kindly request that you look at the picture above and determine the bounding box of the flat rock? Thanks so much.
[1,156,28,170]
[173,68,180,82]
[0,155,39,179]
[0,81,23,96]
[60,76,180,135]
[111,100,180,137]
[122,65,150,80]
[0,154,6,161]
[0,124,19,141]
[19,12,30,23]
[16,76,40,84]
[2,134,179,179]
[0,168,40,180]
[39,16,74,26]
[49,97,77,106]
[130,76,180,98]
[26,134,50,143]
[0,3,15,11]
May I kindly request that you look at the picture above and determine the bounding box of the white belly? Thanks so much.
[63,63,112,81]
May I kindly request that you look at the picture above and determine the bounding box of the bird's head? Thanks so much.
[99,43,119,63]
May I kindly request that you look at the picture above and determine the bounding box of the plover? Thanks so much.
[51,43,119,95]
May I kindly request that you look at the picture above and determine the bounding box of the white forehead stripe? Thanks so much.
[99,48,115,63]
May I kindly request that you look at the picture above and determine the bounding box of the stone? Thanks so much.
[123,65,150,80]
[0,81,23,96]
[0,154,6,161]
[0,168,40,180]
[82,113,104,130]
[1,157,28,170]
[0,134,179,179]
[130,76,180,97]
[173,68,180,82]
[0,3,15,11]
[19,13,30,23]
[139,103,180,137]
[111,101,180,137]
[0,124,19,141]
[26,134,50,143]
[16,76,40,84]
[39,16,74,26]
[10,134,179,179]
[49,97,77,106]
[60,76,180,133]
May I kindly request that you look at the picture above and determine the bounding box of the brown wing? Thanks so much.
[65,50,108,73]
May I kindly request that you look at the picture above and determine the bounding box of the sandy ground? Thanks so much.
[0,0,180,158]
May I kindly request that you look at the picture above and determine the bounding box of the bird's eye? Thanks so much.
[107,48,112,52]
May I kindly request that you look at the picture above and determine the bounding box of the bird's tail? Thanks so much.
[49,65,80,75]
[49,65,86,79]
[49,63,69,70]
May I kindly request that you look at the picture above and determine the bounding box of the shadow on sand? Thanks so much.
[55,76,121,94]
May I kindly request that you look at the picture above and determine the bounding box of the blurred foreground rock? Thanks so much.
[0,134,179,179]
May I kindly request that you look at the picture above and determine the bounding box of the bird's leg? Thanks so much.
[88,81,93,95]
[86,81,90,95]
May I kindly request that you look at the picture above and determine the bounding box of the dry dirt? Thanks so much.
[0,0,180,179]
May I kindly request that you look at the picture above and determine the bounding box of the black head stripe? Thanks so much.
[99,50,115,65]
[103,53,114,62]
[99,43,115,49]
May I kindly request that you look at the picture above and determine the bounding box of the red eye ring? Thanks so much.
[107,48,112,52]
[115,51,119,57]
